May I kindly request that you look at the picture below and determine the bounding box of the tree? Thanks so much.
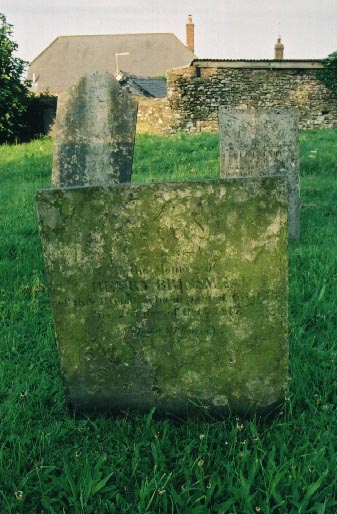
[0,12,30,143]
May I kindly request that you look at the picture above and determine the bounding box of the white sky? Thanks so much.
[3,0,337,63]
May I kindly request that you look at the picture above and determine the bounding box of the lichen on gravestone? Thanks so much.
[36,177,289,416]
[219,107,301,240]
[52,71,138,187]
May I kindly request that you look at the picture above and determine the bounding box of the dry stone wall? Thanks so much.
[167,66,337,132]
[136,97,175,135]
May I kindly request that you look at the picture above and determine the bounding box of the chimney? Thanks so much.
[186,14,194,53]
[274,36,284,59]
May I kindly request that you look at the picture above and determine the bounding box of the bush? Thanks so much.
[23,93,57,141]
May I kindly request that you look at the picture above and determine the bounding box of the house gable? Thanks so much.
[28,33,196,95]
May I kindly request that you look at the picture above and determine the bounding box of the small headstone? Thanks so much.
[52,71,138,187]
[36,177,288,415]
[219,107,300,240]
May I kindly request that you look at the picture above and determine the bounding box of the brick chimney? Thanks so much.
[274,36,284,59]
[186,15,194,53]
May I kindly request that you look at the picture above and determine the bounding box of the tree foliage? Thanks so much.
[0,12,30,143]
[317,51,337,103]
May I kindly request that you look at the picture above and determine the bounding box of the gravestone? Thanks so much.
[36,176,288,415]
[219,107,300,240]
[52,71,138,187]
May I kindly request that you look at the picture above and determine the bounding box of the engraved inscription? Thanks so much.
[219,107,300,240]
[36,178,289,414]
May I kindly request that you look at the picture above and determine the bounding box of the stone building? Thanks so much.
[165,56,337,132]
[29,21,337,134]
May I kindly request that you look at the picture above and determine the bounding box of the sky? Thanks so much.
[2,0,337,63]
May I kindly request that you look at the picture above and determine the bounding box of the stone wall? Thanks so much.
[51,63,337,137]
[136,97,175,135]
[166,64,337,132]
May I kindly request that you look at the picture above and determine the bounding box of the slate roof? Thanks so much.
[28,33,196,95]
[117,72,167,98]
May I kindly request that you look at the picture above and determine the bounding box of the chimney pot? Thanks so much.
[186,15,195,53]
[274,35,284,60]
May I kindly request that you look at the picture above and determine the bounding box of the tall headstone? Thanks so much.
[36,177,289,415]
[219,107,300,240]
[52,71,138,187]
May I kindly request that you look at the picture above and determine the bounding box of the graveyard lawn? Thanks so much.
[0,130,337,513]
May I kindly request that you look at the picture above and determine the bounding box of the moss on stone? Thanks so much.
[36,177,288,415]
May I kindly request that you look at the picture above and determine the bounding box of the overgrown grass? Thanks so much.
[0,130,336,513]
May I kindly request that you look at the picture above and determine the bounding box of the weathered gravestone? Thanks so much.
[36,177,288,415]
[219,107,300,240]
[52,71,138,187]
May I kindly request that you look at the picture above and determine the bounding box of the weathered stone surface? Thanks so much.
[219,107,300,240]
[36,177,288,415]
[52,71,138,187]
[167,65,337,132]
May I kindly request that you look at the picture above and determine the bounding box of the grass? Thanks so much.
[0,130,336,513]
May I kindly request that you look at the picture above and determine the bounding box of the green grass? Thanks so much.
[0,130,336,513]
